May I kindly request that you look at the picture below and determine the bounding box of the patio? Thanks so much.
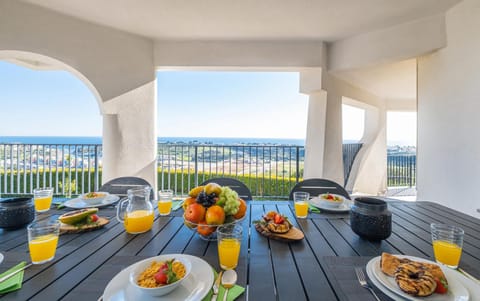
[1,0,480,300]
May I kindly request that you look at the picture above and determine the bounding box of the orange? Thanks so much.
[233,199,247,219]
[197,221,215,236]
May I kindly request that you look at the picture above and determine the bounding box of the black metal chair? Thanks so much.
[99,176,154,199]
[200,177,253,201]
[289,178,351,200]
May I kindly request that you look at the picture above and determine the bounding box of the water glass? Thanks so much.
[28,220,61,264]
[33,187,54,212]
[217,224,242,270]
[431,223,464,269]
[158,190,173,216]
[293,191,309,218]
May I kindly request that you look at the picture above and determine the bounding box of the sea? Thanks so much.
[0,136,311,146]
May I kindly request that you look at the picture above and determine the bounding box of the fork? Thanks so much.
[355,267,381,301]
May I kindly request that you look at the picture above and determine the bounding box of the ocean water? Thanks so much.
[0,136,307,146]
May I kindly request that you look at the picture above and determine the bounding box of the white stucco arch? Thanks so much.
[0,50,104,113]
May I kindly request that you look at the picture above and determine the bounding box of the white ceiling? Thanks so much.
[20,0,458,101]
[23,0,460,42]
[335,59,417,100]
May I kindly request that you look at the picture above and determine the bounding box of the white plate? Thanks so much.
[366,255,470,301]
[0,252,3,264]
[102,254,214,301]
[64,194,120,209]
[309,197,352,212]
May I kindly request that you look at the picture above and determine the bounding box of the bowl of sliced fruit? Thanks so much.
[183,183,247,241]
[317,193,345,208]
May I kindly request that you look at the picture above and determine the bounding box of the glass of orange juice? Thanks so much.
[293,191,309,218]
[28,220,61,264]
[431,223,464,269]
[117,186,154,234]
[158,190,173,216]
[217,224,242,270]
[33,187,54,213]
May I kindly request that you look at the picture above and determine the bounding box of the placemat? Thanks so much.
[323,256,395,301]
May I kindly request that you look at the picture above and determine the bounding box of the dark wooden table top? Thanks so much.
[1,200,479,301]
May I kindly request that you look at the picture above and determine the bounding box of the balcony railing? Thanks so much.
[387,154,416,187]
[0,144,101,197]
[1,142,409,198]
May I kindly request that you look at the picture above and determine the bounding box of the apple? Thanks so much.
[185,203,206,223]
[205,205,225,225]
[182,197,197,211]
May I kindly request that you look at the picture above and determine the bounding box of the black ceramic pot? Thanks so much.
[0,197,35,229]
[350,197,392,241]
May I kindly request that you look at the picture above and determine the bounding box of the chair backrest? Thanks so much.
[100,176,154,199]
[200,177,253,201]
[289,178,351,200]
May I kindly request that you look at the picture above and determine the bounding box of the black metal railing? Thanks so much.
[342,143,363,186]
[387,154,416,187]
[1,142,394,198]
[0,144,101,196]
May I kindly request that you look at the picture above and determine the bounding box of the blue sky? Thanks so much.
[0,60,415,145]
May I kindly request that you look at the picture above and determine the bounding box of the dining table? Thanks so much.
[0,199,479,301]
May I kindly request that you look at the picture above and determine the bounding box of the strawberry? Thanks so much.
[435,278,448,294]
[326,194,334,200]
[87,214,99,223]
[274,214,284,224]
[154,271,168,284]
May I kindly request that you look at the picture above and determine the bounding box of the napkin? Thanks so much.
[172,200,184,211]
[0,261,27,294]
[309,204,321,213]
[202,269,245,301]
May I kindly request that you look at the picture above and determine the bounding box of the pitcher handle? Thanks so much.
[116,198,129,223]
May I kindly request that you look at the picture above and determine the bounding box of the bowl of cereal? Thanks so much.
[129,256,191,296]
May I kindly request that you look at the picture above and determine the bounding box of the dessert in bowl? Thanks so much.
[183,183,247,240]
[317,193,345,208]
[129,257,192,296]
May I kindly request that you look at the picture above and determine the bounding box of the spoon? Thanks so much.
[221,269,237,301]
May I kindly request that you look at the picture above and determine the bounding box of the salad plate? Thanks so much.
[102,254,214,301]
[64,194,120,209]
[366,255,470,301]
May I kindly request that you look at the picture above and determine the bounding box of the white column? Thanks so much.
[102,80,157,190]
[303,91,328,178]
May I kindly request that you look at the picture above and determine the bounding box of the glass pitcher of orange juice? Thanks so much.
[117,186,154,234]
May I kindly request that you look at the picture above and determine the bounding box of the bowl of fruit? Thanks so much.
[183,183,247,241]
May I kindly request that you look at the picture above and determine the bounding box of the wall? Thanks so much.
[0,1,157,189]
[417,0,480,217]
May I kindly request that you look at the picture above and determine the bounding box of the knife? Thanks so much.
[211,270,223,301]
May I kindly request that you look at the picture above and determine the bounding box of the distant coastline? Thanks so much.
[0,136,307,146]
[0,136,415,146]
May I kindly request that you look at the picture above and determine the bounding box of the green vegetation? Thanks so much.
[1,168,297,199]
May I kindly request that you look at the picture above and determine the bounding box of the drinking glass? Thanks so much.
[431,223,464,269]
[28,220,61,264]
[217,224,242,270]
[158,190,173,216]
[293,191,309,218]
[33,187,54,212]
